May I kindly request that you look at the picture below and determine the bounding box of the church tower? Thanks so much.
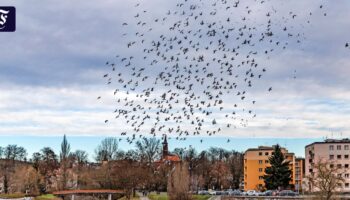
[162,135,169,158]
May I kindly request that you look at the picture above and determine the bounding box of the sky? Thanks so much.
[0,0,350,159]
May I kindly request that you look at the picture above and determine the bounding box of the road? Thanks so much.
[209,196,221,200]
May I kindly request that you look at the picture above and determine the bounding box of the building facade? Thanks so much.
[295,158,305,193]
[305,138,350,192]
[244,146,300,191]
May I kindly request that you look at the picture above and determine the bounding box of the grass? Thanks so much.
[148,194,168,200]
[0,193,26,199]
[192,195,211,200]
[148,194,211,200]
[34,194,62,200]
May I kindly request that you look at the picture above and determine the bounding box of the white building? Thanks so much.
[305,139,350,192]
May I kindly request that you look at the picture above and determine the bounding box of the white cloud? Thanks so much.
[0,0,350,138]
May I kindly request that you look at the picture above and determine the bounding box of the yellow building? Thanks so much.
[295,158,305,192]
[243,146,302,191]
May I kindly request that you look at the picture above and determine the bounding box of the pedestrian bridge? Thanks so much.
[53,189,124,200]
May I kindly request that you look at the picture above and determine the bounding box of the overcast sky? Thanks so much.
[0,0,349,141]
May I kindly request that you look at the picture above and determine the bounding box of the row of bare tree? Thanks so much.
[0,136,244,198]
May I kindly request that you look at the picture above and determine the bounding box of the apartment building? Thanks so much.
[295,158,305,192]
[305,138,350,192]
[244,145,300,191]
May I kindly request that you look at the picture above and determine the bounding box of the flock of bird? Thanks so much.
[97,0,329,144]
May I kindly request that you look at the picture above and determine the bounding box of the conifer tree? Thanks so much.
[60,134,71,189]
[263,144,292,190]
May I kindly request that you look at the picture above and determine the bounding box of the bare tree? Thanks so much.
[95,137,119,162]
[12,165,43,195]
[135,137,161,164]
[112,159,148,200]
[70,150,88,189]
[0,146,3,158]
[168,162,191,200]
[33,147,59,193]
[71,150,88,165]
[4,145,27,161]
[1,145,27,193]
[308,159,345,200]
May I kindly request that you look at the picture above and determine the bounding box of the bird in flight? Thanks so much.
[96,0,329,142]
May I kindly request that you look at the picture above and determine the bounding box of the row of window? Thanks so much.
[329,154,350,159]
[330,164,350,169]
[258,160,269,164]
[329,145,350,150]
[258,152,274,156]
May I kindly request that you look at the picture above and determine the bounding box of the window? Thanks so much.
[337,164,342,169]
[330,155,334,160]
[346,164,349,168]
[345,155,349,159]
[338,174,342,178]
[259,168,263,172]
[259,152,263,156]
[265,152,269,156]
[330,164,334,168]
[337,155,342,159]
[329,145,334,150]
[346,183,349,188]
[265,160,269,164]
[309,169,313,172]
[259,176,264,180]
[259,160,263,164]
[345,145,349,150]
[337,145,342,150]
[346,174,349,178]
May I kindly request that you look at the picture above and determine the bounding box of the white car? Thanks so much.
[208,190,217,195]
[246,190,259,196]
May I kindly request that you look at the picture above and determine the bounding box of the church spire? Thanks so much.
[162,134,169,158]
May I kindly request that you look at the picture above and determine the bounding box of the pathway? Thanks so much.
[136,191,150,200]
[208,196,221,200]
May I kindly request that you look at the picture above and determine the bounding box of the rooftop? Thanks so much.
[306,138,350,148]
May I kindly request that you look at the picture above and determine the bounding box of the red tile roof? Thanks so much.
[164,155,181,162]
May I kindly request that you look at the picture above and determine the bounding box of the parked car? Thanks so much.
[279,190,297,196]
[221,190,230,195]
[263,190,278,196]
[198,190,209,195]
[208,190,217,195]
[246,190,259,196]
[229,189,242,196]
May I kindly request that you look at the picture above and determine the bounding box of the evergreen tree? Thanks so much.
[60,134,71,189]
[263,144,292,190]
[60,134,71,161]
